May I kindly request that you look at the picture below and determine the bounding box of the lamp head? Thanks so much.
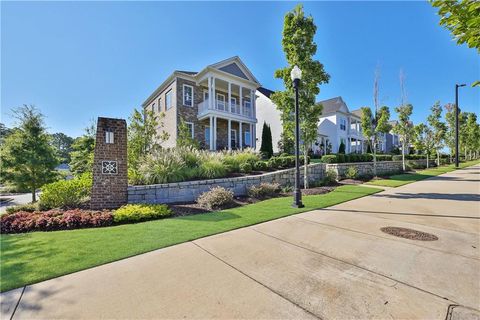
[290,65,302,81]
[457,83,466,87]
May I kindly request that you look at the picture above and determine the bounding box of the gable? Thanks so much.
[219,63,249,80]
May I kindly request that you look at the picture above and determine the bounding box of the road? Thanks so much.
[2,165,479,319]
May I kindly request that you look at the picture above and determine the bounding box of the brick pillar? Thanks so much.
[91,117,128,210]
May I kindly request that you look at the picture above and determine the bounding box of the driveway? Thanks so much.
[0,192,37,214]
[2,165,479,319]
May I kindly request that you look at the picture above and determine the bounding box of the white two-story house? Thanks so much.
[314,97,366,155]
[142,56,260,150]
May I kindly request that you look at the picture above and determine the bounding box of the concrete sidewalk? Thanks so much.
[2,165,480,319]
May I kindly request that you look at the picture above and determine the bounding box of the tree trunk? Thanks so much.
[402,141,406,171]
[32,189,36,203]
[304,152,309,189]
[437,150,440,167]
[426,153,429,168]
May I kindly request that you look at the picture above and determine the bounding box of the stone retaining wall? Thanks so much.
[127,159,434,204]
[128,163,326,204]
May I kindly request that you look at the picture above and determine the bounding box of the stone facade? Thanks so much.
[91,117,128,209]
[127,159,434,205]
[128,163,326,204]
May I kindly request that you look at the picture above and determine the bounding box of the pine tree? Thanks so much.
[1,105,59,202]
[260,122,273,158]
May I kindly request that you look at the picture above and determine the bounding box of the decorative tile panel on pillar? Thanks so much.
[91,117,128,209]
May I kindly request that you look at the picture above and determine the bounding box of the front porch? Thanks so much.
[202,116,256,151]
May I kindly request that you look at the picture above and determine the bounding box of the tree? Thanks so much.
[69,121,96,177]
[260,122,273,158]
[465,112,479,160]
[51,132,74,163]
[430,0,480,53]
[127,107,168,183]
[0,123,13,144]
[393,104,414,171]
[278,132,294,155]
[338,140,345,154]
[271,4,330,188]
[360,106,391,176]
[413,123,435,168]
[1,105,58,202]
[177,119,199,149]
[427,101,447,166]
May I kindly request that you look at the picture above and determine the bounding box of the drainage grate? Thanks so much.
[380,227,438,241]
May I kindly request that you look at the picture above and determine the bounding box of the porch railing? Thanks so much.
[198,99,253,119]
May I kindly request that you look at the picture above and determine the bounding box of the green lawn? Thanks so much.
[0,185,380,292]
[366,160,480,187]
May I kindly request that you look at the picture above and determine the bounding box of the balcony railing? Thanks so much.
[198,99,253,119]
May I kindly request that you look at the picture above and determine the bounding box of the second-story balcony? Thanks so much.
[198,99,255,121]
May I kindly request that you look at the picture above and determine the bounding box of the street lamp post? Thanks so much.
[455,83,466,168]
[291,65,304,208]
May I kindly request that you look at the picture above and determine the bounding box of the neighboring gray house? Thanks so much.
[142,56,261,150]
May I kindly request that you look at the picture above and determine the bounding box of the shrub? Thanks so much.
[338,141,346,154]
[268,155,307,169]
[113,204,172,223]
[197,186,234,210]
[6,203,39,214]
[0,209,113,234]
[375,154,393,161]
[39,173,92,210]
[320,155,337,163]
[344,166,358,179]
[199,159,227,179]
[248,183,280,199]
[253,161,268,171]
[336,154,345,163]
[239,162,253,173]
[322,169,337,186]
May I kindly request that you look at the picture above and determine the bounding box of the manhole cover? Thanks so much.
[380,227,438,241]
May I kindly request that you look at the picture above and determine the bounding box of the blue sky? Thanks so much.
[1,1,478,137]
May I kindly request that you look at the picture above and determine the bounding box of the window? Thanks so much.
[244,131,251,146]
[230,97,237,113]
[185,122,194,138]
[205,126,210,148]
[152,102,155,113]
[105,130,114,144]
[165,90,173,110]
[204,90,209,101]
[243,99,251,117]
[231,129,237,148]
[340,118,346,131]
[216,93,225,110]
[183,85,193,107]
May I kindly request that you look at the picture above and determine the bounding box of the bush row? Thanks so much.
[1,203,172,234]
[320,153,428,163]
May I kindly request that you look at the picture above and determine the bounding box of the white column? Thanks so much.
[253,124,256,149]
[239,87,243,115]
[228,119,232,150]
[228,82,232,113]
[239,121,243,150]
[208,77,212,109]
[361,140,364,153]
[209,116,213,150]
[213,116,217,150]
[212,77,216,110]
[250,89,254,118]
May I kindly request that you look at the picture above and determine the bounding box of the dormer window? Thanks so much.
[105,129,114,144]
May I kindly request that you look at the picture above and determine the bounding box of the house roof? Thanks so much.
[318,97,349,114]
[176,70,197,75]
[351,109,363,118]
[257,87,275,98]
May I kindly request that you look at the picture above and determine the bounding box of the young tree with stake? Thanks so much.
[271,4,330,188]
[413,123,435,168]
[427,101,447,166]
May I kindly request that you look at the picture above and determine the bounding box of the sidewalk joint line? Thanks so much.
[10,286,26,320]
[251,228,463,306]
[191,241,322,320]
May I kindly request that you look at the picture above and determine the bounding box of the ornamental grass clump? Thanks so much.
[113,204,172,223]
[247,183,281,200]
[197,186,235,210]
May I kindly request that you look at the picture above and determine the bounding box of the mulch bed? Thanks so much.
[168,186,336,216]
